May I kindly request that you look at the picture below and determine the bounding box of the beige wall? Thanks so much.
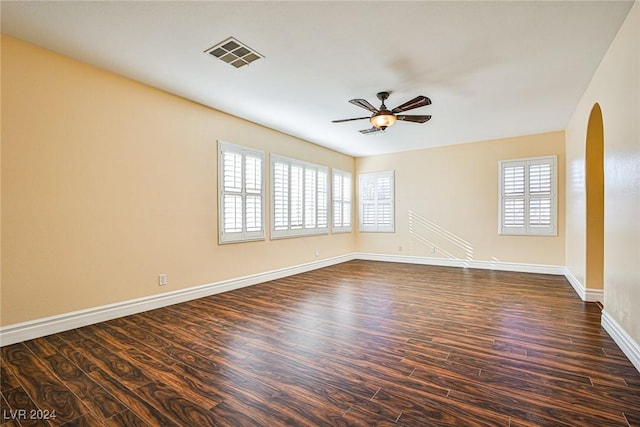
[356,132,566,267]
[566,2,640,343]
[1,36,355,326]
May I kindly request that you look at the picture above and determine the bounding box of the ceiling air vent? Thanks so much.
[204,37,264,69]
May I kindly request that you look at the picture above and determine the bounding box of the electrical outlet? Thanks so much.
[315,249,319,257]
[399,245,403,252]
[159,274,167,286]
[430,246,436,254]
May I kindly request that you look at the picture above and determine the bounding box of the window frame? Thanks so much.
[218,141,265,244]
[498,155,557,236]
[332,169,353,233]
[270,154,329,239]
[358,170,395,233]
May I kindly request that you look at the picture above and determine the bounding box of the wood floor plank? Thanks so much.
[62,336,153,392]
[374,383,511,426]
[0,362,21,392]
[2,260,639,425]
[101,318,311,425]
[46,335,179,427]
[102,409,149,427]
[342,404,401,426]
[57,412,104,427]
[73,324,221,410]
[127,309,382,420]
[412,362,628,425]
[23,338,126,421]
[79,366,179,427]
[1,345,87,425]
[134,380,219,426]
[2,386,50,427]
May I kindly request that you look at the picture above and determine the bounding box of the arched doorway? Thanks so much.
[585,103,604,299]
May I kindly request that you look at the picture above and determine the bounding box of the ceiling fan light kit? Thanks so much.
[332,91,432,134]
[370,112,397,130]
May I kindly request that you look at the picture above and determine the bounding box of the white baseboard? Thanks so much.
[354,253,566,275]
[601,310,640,373]
[563,267,604,302]
[0,253,604,347]
[0,254,354,347]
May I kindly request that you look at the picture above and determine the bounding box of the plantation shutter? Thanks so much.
[304,168,317,229]
[244,154,262,232]
[271,155,329,238]
[273,161,289,231]
[332,170,352,232]
[502,164,526,230]
[317,169,328,228]
[359,171,395,233]
[291,165,304,230]
[499,156,556,236]
[218,142,265,243]
[528,162,553,229]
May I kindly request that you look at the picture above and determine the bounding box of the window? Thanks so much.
[271,155,329,238]
[332,169,352,233]
[499,156,557,236]
[359,171,395,233]
[218,141,265,243]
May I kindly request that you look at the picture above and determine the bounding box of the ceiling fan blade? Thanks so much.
[331,116,371,123]
[396,114,432,123]
[391,96,431,113]
[349,99,379,113]
[359,127,383,134]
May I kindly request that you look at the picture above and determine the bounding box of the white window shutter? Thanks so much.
[223,152,242,193]
[273,161,289,231]
[271,155,329,238]
[499,156,556,236]
[223,194,242,233]
[304,168,317,229]
[317,169,328,228]
[359,171,395,233]
[218,141,265,243]
[332,170,352,233]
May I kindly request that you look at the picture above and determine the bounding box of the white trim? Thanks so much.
[601,310,640,373]
[355,253,565,275]
[585,288,605,302]
[0,254,353,347]
[563,267,604,302]
[564,267,585,298]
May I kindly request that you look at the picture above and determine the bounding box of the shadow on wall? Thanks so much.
[408,210,475,266]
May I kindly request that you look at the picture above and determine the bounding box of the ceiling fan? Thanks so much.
[332,91,432,134]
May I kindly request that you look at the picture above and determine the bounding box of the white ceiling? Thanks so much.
[1,1,634,156]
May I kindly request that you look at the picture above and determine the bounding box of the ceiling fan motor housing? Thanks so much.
[376,91,391,101]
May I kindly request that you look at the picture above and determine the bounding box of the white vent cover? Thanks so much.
[204,37,264,68]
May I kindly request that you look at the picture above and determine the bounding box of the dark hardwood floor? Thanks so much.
[2,260,640,426]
